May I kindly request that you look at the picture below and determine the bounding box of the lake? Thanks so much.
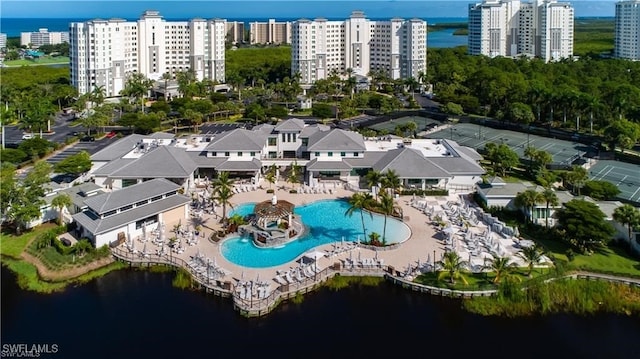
[1,266,639,358]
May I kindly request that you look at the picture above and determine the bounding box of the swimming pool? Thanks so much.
[221,199,411,268]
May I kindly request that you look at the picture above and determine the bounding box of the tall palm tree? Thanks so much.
[540,188,559,229]
[264,164,277,189]
[365,170,382,198]
[378,192,395,245]
[212,185,234,223]
[51,193,72,226]
[287,161,301,190]
[345,192,373,240]
[161,72,172,100]
[517,245,543,276]
[613,204,640,245]
[514,189,543,224]
[382,169,402,196]
[437,251,468,285]
[487,255,517,283]
[567,165,588,196]
[212,171,233,191]
[524,146,537,173]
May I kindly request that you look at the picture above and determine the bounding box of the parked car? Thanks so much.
[80,135,95,142]
[22,133,34,140]
[105,131,117,139]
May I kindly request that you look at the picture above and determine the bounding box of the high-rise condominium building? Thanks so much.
[0,34,7,50]
[468,0,574,62]
[21,28,69,48]
[69,11,226,97]
[292,11,426,85]
[226,21,246,44]
[250,19,292,44]
[615,0,640,60]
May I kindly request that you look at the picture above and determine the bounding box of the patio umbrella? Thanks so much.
[142,243,147,255]
[513,226,520,237]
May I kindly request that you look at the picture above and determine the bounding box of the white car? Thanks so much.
[22,133,34,140]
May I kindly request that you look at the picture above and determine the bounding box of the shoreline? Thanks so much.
[3,187,639,317]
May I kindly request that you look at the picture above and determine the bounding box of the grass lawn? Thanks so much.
[523,231,640,277]
[0,223,58,259]
[4,56,70,66]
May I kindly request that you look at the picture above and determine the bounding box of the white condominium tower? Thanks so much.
[615,0,640,60]
[468,0,574,62]
[69,11,226,97]
[291,11,426,85]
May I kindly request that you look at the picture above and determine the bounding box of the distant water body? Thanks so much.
[0,17,466,37]
[2,266,640,359]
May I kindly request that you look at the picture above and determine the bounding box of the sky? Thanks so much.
[0,0,619,19]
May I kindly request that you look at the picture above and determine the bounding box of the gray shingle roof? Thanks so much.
[91,134,144,161]
[306,158,352,171]
[83,178,181,214]
[307,129,366,151]
[92,158,137,176]
[44,182,105,209]
[216,158,262,171]
[184,151,226,168]
[274,118,305,132]
[205,129,266,151]
[300,124,330,138]
[110,145,198,178]
[73,194,189,235]
[429,157,486,175]
[343,152,387,168]
[372,148,451,178]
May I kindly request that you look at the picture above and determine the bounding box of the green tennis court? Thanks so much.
[588,160,640,204]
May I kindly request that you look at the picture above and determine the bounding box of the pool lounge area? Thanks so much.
[222,199,411,267]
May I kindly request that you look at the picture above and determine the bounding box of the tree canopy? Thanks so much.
[554,199,615,253]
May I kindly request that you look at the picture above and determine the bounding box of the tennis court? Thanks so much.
[588,160,640,204]
[368,116,440,132]
[426,122,591,166]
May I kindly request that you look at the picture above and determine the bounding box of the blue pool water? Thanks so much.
[222,199,411,268]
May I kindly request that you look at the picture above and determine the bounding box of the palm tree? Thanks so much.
[486,255,517,283]
[381,169,402,196]
[264,164,277,189]
[524,146,537,173]
[437,251,468,285]
[365,170,382,198]
[51,193,72,226]
[212,171,233,191]
[517,245,543,276]
[514,189,543,224]
[287,161,301,190]
[161,72,172,100]
[378,192,395,245]
[613,204,640,245]
[540,188,559,229]
[212,185,234,223]
[368,231,381,245]
[567,165,588,196]
[345,192,373,240]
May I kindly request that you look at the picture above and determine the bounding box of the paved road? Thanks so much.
[2,112,87,148]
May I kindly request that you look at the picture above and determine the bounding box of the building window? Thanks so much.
[225,152,230,157]
[340,152,346,157]
[314,152,320,157]
[268,137,276,146]
[211,152,217,157]
[353,152,359,157]
[237,152,243,156]
[328,152,333,157]
[250,151,256,156]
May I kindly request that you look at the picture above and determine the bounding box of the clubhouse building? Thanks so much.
[77,119,485,246]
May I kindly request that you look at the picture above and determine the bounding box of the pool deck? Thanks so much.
[121,183,450,286]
